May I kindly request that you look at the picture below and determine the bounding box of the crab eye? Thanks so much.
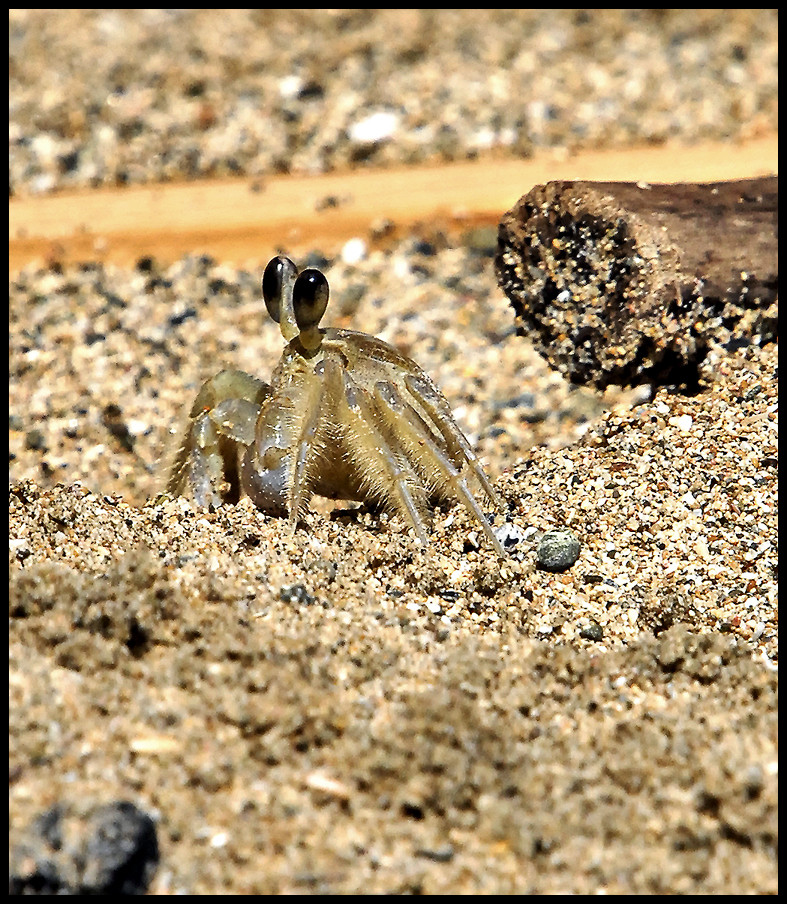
[293,268,329,332]
[262,255,297,324]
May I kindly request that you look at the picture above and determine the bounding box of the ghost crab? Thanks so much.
[167,255,506,557]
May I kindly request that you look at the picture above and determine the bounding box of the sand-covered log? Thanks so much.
[496,178,778,388]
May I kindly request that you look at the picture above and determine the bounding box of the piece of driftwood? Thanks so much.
[495,178,778,389]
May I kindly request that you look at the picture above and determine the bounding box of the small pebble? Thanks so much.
[279,584,315,606]
[341,237,368,265]
[536,529,581,572]
[348,110,400,145]
[494,521,527,550]
[579,621,604,641]
[25,428,47,451]
[668,414,694,432]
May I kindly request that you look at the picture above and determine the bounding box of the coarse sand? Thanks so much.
[10,9,777,895]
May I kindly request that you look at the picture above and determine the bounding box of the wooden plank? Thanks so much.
[8,133,778,273]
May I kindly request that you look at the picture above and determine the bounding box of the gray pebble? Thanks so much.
[536,529,581,572]
[280,583,315,606]
[579,621,604,642]
[9,801,159,896]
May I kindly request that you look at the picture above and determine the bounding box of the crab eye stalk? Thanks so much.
[293,268,329,332]
[262,255,299,340]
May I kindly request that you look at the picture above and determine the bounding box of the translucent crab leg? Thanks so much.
[403,374,502,510]
[240,372,324,522]
[167,368,269,506]
[168,413,224,508]
[375,380,507,558]
[328,361,430,546]
[287,374,328,526]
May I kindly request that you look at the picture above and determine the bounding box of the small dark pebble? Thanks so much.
[410,263,432,280]
[168,306,198,328]
[280,583,315,606]
[101,404,135,453]
[97,288,126,309]
[579,621,604,641]
[412,239,437,256]
[135,255,155,272]
[314,193,342,211]
[146,275,173,290]
[582,573,605,585]
[744,384,763,401]
[494,391,536,412]
[301,251,331,271]
[80,801,159,894]
[536,529,581,572]
[9,800,159,896]
[415,844,455,863]
[25,428,47,451]
[297,79,324,100]
[724,336,752,353]
[58,149,80,174]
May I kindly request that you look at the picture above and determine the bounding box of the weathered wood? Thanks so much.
[496,178,778,389]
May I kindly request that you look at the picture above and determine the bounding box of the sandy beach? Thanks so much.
[9,10,777,894]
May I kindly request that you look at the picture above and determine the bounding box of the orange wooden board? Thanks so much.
[9,133,778,273]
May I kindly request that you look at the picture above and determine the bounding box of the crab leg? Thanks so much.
[168,413,225,507]
[403,374,502,510]
[328,362,430,546]
[287,374,327,525]
[375,380,507,558]
[168,368,269,506]
[241,371,325,522]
